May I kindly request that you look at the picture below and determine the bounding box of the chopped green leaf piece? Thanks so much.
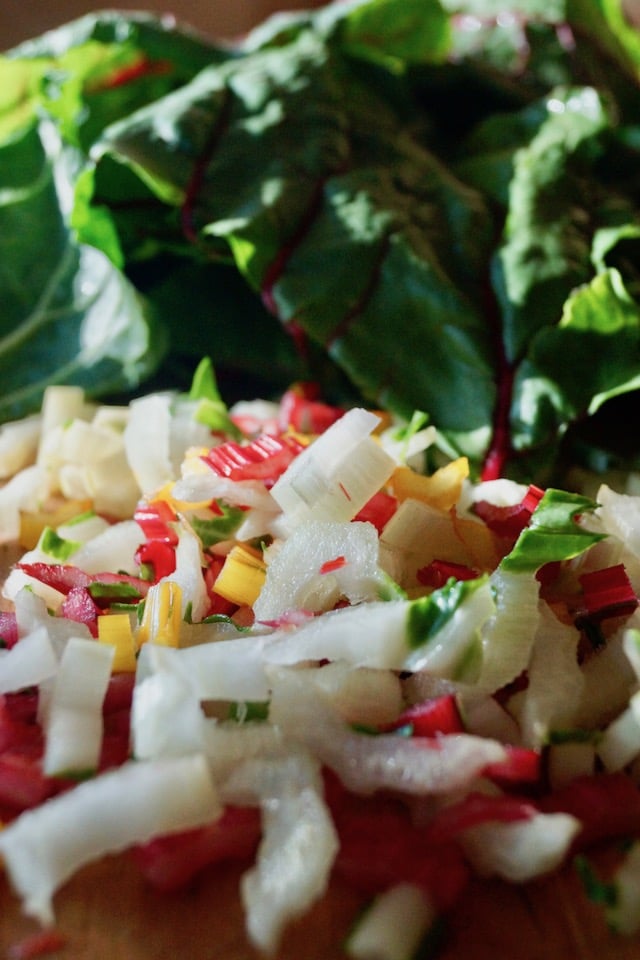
[187,357,243,437]
[87,581,143,600]
[227,701,270,723]
[190,503,246,548]
[406,576,488,649]
[500,489,605,573]
[575,855,618,908]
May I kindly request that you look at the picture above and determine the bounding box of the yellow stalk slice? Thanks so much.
[137,581,183,648]
[97,613,138,672]
[213,544,266,607]
[390,458,469,512]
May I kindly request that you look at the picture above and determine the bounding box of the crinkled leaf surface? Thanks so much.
[101,20,498,458]
[0,118,163,421]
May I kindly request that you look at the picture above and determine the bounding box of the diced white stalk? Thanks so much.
[203,724,285,783]
[234,505,283,542]
[123,393,174,494]
[476,568,540,693]
[57,513,110,545]
[325,729,505,797]
[607,840,640,935]
[37,386,93,467]
[59,445,140,519]
[547,741,596,790]
[168,398,217,472]
[461,693,521,744]
[403,580,494,679]
[268,666,506,795]
[173,473,277,513]
[91,404,129,433]
[623,627,640,681]
[378,422,438,465]
[132,669,209,760]
[304,663,404,727]
[270,408,396,526]
[263,601,412,670]
[123,393,213,496]
[137,636,271,702]
[574,631,637,728]
[223,751,338,955]
[379,499,472,586]
[0,626,58,694]
[254,520,384,621]
[517,604,584,748]
[0,414,41,478]
[264,586,489,680]
[58,417,123,471]
[43,638,114,777]
[0,465,46,545]
[461,812,581,882]
[346,883,436,960]
[598,691,640,772]
[89,466,136,524]
[465,478,528,509]
[70,519,142,576]
[132,667,284,774]
[157,519,209,621]
[0,754,221,926]
[12,588,92,657]
[2,565,66,611]
[595,484,640,560]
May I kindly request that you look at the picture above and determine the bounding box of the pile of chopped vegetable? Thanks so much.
[2,359,640,956]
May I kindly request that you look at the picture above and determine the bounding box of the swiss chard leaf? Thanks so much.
[0,10,228,419]
[101,18,498,457]
[518,268,640,432]
[3,0,640,488]
[493,86,613,365]
[0,119,163,421]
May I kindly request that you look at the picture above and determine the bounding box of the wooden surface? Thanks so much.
[1,847,640,959]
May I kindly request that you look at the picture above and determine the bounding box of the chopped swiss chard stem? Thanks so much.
[578,564,639,621]
[474,484,544,541]
[416,560,480,589]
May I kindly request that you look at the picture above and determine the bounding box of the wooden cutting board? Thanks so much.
[1,845,639,959]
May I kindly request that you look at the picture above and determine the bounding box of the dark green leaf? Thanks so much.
[0,120,163,420]
[406,576,488,649]
[493,86,612,365]
[190,503,246,548]
[3,1,640,488]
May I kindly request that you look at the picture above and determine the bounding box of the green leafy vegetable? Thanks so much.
[406,575,488,648]
[575,855,618,908]
[187,356,243,436]
[190,502,247,548]
[38,527,81,562]
[500,488,605,572]
[3,0,640,484]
